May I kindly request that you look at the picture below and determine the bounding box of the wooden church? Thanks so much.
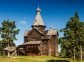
[17,7,58,56]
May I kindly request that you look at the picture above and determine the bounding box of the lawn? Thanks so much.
[0,56,83,62]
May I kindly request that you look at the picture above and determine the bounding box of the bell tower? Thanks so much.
[31,7,46,33]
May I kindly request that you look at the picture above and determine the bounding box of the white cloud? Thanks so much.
[20,21,27,25]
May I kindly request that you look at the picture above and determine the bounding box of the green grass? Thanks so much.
[0,56,84,62]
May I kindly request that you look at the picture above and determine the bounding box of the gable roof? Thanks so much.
[47,29,57,35]
[28,28,45,35]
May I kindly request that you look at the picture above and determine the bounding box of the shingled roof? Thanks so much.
[24,41,41,45]
[33,7,45,26]
[47,29,57,35]
[27,28,45,35]
[4,46,16,52]
[21,41,41,45]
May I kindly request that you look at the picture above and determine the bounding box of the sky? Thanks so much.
[0,0,84,50]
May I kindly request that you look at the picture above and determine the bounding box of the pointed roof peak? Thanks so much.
[38,1,39,8]
[32,0,45,26]
[33,6,45,26]
[36,0,41,13]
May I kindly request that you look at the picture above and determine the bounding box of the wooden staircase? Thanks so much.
[12,50,17,56]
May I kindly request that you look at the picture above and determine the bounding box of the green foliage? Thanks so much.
[59,12,84,58]
[0,20,20,55]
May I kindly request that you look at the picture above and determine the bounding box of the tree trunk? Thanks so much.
[74,47,76,60]
[80,45,82,62]
[8,42,10,57]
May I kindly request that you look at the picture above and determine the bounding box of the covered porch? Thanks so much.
[17,41,42,56]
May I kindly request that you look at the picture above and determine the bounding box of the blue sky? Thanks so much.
[0,0,84,47]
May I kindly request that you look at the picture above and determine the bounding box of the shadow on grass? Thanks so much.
[47,60,70,62]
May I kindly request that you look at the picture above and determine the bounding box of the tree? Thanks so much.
[77,21,84,61]
[0,20,20,57]
[59,12,84,61]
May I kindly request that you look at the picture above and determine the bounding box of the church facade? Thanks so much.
[17,7,58,56]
